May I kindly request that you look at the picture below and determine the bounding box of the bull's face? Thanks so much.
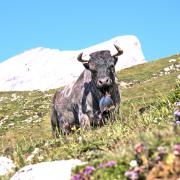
[77,45,123,95]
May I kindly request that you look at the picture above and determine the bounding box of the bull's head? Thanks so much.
[77,45,123,95]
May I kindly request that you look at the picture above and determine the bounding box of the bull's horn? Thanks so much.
[77,53,89,63]
[113,45,123,57]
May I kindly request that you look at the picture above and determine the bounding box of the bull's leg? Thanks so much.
[114,104,120,114]
[93,111,105,127]
[51,107,59,138]
[51,106,72,137]
[110,104,120,122]
[79,113,91,130]
[55,109,76,135]
[59,118,72,135]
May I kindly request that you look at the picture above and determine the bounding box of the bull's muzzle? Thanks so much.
[97,77,112,88]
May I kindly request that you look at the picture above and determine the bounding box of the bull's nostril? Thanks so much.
[98,78,111,86]
[108,78,112,84]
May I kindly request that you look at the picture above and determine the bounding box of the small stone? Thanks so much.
[168,59,176,62]
[175,64,180,68]
[164,67,170,72]
[26,154,34,162]
[8,123,15,127]
[0,156,16,176]
[32,148,40,155]
[77,136,83,142]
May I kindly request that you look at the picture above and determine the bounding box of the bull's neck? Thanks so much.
[91,81,101,97]
[83,69,116,99]
[91,77,117,101]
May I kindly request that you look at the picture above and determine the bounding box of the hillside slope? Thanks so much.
[0,54,179,179]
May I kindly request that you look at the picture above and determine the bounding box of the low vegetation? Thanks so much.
[0,54,180,179]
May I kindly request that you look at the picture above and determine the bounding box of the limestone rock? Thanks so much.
[0,156,16,176]
[11,159,85,180]
[0,35,146,91]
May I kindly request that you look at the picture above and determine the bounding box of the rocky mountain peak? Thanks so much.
[0,35,146,91]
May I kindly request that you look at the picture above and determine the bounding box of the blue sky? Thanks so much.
[0,0,179,62]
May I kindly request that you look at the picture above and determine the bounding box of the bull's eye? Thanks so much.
[91,69,98,75]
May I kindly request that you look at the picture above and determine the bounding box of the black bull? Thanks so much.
[51,45,123,137]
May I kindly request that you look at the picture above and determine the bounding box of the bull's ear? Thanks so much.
[82,62,89,69]
[77,53,89,69]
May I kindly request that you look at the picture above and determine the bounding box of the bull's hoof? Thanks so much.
[79,114,91,130]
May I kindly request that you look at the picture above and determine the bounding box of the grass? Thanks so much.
[117,53,180,82]
[0,54,180,179]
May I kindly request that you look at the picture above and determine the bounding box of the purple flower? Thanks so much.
[134,144,144,154]
[155,155,162,163]
[174,111,180,117]
[175,120,180,125]
[98,161,117,168]
[124,171,131,177]
[105,161,117,167]
[157,146,167,154]
[173,144,180,156]
[83,166,95,175]
[71,173,82,180]
[98,163,105,168]
[125,170,139,180]
[175,102,180,106]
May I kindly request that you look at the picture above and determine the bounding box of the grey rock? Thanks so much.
[11,159,85,180]
[0,156,16,176]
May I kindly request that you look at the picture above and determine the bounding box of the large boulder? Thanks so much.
[11,159,85,180]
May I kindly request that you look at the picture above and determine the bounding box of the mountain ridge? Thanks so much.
[0,35,145,91]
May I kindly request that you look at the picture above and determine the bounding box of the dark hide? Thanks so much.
[51,48,123,137]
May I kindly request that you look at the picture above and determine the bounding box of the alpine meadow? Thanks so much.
[0,54,180,179]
